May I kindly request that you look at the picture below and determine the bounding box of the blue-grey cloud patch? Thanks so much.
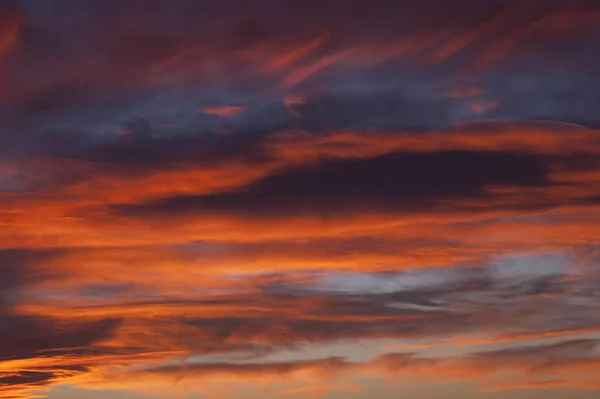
[1,0,600,162]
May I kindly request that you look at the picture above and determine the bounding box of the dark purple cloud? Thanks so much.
[111,150,549,218]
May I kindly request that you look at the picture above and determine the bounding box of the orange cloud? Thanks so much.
[199,106,247,117]
[2,2,600,397]
[3,122,600,250]
[52,339,598,398]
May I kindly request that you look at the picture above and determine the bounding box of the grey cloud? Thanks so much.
[1,0,600,160]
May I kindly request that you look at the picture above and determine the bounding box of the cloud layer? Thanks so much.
[2,1,600,398]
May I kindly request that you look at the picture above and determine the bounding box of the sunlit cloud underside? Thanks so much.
[1,1,600,398]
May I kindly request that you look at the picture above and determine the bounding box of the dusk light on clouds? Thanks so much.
[1,1,600,398]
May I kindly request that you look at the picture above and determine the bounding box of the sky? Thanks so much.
[1,0,600,398]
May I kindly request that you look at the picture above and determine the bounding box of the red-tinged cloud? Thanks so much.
[1,1,600,399]
[97,123,600,237]
[70,339,600,398]
[5,122,600,250]
[199,106,247,117]
[0,1,20,56]
[1,0,600,141]
[1,248,599,397]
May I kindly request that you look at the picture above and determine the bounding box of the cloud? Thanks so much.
[112,149,549,219]
[84,338,600,397]
[199,105,247,117]
[1,0,600,148]
[0,250,598,397]
[0,249,121,398]
[14,264,600,353]
[2,1,600,398]
[0,310,120,398]
[0,1,21,56]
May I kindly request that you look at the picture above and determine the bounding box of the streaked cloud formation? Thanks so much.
[1,1,600,398]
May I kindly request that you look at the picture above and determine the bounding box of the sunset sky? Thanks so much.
[2,0,600,398]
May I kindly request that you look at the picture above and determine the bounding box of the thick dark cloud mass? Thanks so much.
[113,150,549,217]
